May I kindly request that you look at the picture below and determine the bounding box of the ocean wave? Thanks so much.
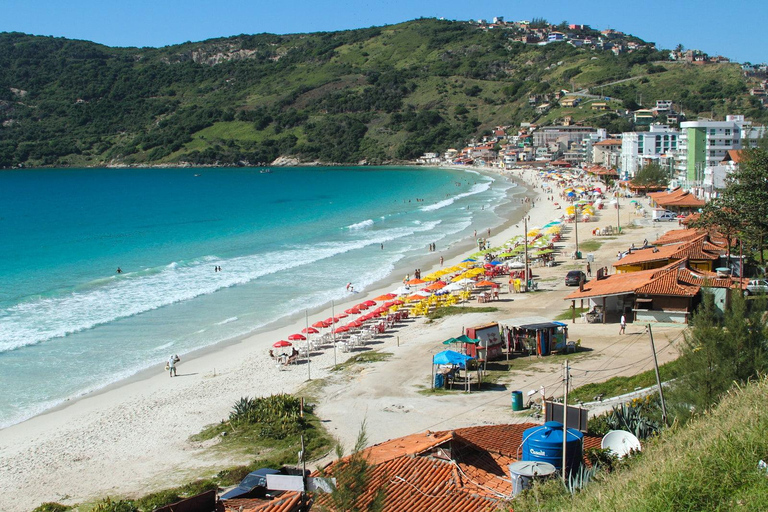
[215,316,239,325]
[346,219,374,230]
[420,181,492,212]
[0,217,442,354]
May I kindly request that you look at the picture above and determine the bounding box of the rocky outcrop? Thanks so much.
[271,156,301,167]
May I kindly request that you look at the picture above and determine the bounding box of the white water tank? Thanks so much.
[508,461,557,496]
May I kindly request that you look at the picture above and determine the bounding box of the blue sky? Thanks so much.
[2,1,765,63]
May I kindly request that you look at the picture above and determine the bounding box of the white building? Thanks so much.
[621,125,680,178]
[676,116,753,183]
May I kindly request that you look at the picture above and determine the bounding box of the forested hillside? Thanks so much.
[0,18,762,168]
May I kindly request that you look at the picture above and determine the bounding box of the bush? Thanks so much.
[92,498,138,512]
[32,504,71,512]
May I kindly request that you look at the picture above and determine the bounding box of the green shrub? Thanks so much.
[32,504,71,512]
[92,498,138,512]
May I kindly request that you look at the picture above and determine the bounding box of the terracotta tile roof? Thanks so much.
[222,492,303,512]
[723,149,743,163]
[593,138,622,146]
[680,213,701,226]
[670,237,720,261]
[613,244,685,267]
[313,423,603,511]
[653,228,705,245]
[648,187,705,208]
[635,268,700,297]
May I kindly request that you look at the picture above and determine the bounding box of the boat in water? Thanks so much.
[260,169,272,174]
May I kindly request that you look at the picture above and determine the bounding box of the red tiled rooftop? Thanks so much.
[593,138,622,146]
[613,244,685,268]
[222,492,303,512]
[635,268,699,297]
[314,423,603,511]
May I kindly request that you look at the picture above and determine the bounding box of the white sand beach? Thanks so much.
[0,167,684,511]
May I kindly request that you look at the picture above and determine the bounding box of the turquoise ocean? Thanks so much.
[0,166,523,428]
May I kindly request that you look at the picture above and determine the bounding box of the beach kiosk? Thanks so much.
[464,323,503,361]
[499,316,568,356]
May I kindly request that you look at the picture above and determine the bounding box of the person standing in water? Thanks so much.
[116,267,122,274]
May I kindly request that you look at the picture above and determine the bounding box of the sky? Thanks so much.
[1,1,766,64]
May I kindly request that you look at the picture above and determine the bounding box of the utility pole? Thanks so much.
[332,300,336,366]
[562,360,569,483]
[524,215,529,292]
[305,310,311,381]
[647,325,668,426]
[616,191,621,233]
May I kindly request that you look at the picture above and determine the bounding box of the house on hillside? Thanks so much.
[560,97,580,107]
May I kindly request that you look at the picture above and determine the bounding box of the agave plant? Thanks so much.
[564,463,600,495]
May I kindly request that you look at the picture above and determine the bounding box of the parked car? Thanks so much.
[565,270,586,286]
[745,279,768,296]
[220,468,282,500]
[652,209,677,222]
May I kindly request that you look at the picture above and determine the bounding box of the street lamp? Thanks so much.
[571,198,580,259]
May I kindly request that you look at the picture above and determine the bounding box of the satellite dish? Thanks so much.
[601,430,641,458]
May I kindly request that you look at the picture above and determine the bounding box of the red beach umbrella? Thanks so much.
[273,340,292,348]
[374,294,395,301]
[355,303,370,310]
[345,307,361,315]
[313,320,330,328]
[393,299,405,306]
[362,300,377,307]
[302,327,320,334]
[325,317,340,324]
[335,312,349,319]
[287,334,306,341]
[384,301,395,308]
[334,325,350,334]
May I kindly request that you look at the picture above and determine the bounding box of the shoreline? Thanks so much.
[4,164,526,428]
[0,164,549,510]
[0,165,686,511]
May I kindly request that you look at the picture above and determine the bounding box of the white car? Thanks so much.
[745,279,768,296]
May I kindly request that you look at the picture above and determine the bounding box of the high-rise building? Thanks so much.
[621,125,680,178]
[677,115,756,183]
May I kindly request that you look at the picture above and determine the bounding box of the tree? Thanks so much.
[691,200,742,266]
[671,292,768,416]
[319,421,385,512]
[630,162,669,195]
[718,147,768,264]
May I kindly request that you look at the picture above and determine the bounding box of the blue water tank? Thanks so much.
[521,421,584,474]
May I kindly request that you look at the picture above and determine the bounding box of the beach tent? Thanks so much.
[432,350,475,391]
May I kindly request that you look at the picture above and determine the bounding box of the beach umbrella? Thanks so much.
[444,282,464,292]
[406,278,426,285]
[425,281,447,291]
[455,334,480,344]
[287,334,306,341]
[345,307,360,314]
[442,337,460,345]
[324,317,340,324]
[348,319,364,328]
[273,340,292,348]
[374,294,396,301]
[334,326,350,334]
[407,293,429,301]
[455,278,475,286]
[362,300,377,307]
[462,258,476,263]
[475,280,497,287]
[392,286,412,295]
[334,312,348,320]
[355,302,370,310]
[392,299,405,305]
[302,327,319,334]
[432,350,473,365]
[312,320,331,328]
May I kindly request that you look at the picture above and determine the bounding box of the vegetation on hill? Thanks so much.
[512,375,768,511]
[1,18,764,168]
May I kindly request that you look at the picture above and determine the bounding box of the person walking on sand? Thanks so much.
[167,354,180,377]
[619,315,626,335]
[586,261,591,277]
[440,255,444,266]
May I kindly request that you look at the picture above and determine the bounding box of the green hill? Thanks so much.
[0,18,764,168]
[513,376,768,511]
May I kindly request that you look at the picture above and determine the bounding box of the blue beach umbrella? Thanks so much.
[433,350,473,365]
[462,258,476,263]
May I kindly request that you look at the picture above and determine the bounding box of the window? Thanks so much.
[710,150,717,157]
[725,139,731,146]
[725,129,731,135]
[710,128,716,135]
